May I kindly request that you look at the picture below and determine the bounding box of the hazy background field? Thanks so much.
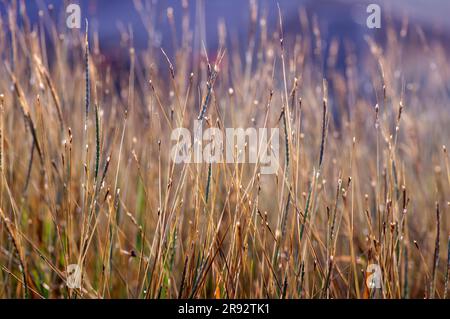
[0,0,449,299]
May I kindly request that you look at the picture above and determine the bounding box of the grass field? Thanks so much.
[0,1,449,299]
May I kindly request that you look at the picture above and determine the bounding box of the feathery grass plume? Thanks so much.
[197,49,225,122]
[445,235,450,299]
[94,82,101,185]
[79,19,91,227]
[33,55,64,131]
[318,79,328,169]
[84,20,90,128]
[92,90,102,218]
[430,203,440,299]
[281,105,290,174]
[277,4,291,176]
[94,102,100,182]
[205,163,212,203]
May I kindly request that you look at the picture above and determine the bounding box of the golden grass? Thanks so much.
[0,1,449,299]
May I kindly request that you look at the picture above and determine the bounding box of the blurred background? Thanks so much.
[0,1,449,299]
[5,0,450,55]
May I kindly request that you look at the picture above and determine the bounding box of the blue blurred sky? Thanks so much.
[1,0,449,65]
[8,0,449,51]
